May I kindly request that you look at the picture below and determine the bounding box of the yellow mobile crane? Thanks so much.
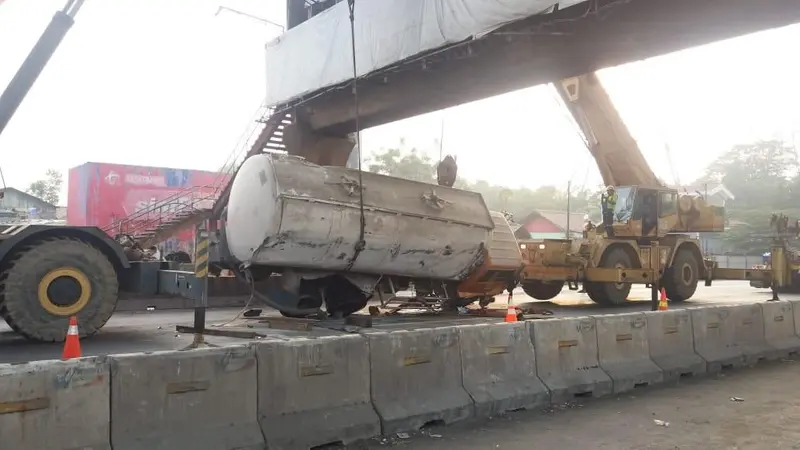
[0,1,243,342]
[517,72,771,305]
[749,213,800,294]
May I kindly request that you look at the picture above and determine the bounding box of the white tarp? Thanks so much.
[265,0,588,107]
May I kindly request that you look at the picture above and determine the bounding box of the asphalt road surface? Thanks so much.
[0,281,790,364]
[364,360,800,450]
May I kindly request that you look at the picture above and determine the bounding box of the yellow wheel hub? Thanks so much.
[37,267,91,316]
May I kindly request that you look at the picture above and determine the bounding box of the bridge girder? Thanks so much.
[285,0,800,136]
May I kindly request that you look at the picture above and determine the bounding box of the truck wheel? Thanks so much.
[584,246,632,306]
[279,297,322,318]
[521,280,564,300]
[165,251,191,263]
[662,248,699,302]
[278,277,324,318]
[478,296,495,308]
[0,238,118,342]
[441,281,480,310]
[321,275,368,318]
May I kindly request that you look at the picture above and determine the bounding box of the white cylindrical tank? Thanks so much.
[225,154,496,280]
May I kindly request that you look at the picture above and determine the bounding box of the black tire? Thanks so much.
[279,275,368,318]
[445,297,478,309]
[279,297,323,318]
[0,238,118,342]
[662,248,699,302]
[439,281,483,310]
[478,296,494,308]
[278,277,324,318]
[165,251,191,263]
[521,280,564,300]
[584,246,633,306]
[209,263,223,277]
[323,275,369,317]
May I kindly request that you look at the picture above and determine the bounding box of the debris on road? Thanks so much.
[653,419,670,427]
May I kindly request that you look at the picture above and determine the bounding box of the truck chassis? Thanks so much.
[518,233,771,305]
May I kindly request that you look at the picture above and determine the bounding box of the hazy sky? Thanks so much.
[1,0,799,205]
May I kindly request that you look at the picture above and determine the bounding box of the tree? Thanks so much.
[699,139,797,210]
[27,169,63,205]
[365,146,436,183]
[365,143,600,219]
[696,139,800,254]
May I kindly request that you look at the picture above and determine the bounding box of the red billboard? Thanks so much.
[68,162,228,255]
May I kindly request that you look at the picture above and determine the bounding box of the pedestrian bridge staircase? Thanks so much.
[103,105,293,250]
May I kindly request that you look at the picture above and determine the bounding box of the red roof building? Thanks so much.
[514,209,587,240]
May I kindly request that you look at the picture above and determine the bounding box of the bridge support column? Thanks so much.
[283,118,355,166]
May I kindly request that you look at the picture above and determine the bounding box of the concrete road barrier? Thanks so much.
[0,357,110,450]
[530,317,612,403]
[761,301,800,359]
[731,303,775,365]
[368,327,473,434]
[691,306,745,373]
[593,313,663,393]
[458,322,549,418]
[644,309,706,382]
[110,346,263,450]
[254,335,380,449]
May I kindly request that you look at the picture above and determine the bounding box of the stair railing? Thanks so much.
[109,187,220,237]
[103,102,274,238]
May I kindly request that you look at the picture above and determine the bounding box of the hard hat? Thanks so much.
[583,214,590,222]
[606,185,615,192]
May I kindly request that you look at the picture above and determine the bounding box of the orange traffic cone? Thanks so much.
[504,290,518,322]
[657,287,669,311]
[62,316,82,360]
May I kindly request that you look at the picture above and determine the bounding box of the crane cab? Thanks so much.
[606,185,725,239]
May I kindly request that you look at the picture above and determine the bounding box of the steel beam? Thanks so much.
[288,0,800,135]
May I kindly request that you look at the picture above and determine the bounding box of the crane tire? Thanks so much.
[584,246,632,306]
[0,237,118,342]
[521,280,564,300]
[662,248,699,302]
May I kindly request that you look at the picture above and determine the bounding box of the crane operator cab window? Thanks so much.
[660,191,677,217]
[638,189,659,236]
[629,187,658,236]
[612,186,636,223]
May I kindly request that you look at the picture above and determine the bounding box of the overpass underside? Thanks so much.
[272,0,800,137]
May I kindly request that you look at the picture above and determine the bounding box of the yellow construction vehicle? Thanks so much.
[748,213,800,293]
[517,73,770,305]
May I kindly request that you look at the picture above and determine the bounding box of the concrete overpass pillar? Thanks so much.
[346,143,360,169]
[282,119,355,167]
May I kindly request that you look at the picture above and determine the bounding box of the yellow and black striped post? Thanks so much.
[180,220,219,350]
[192,220,210,331]
[194,229,210,285]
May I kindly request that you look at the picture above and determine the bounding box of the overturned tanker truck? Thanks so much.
[219,153,522,318]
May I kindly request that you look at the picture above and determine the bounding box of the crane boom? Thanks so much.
[554,73,662,188]
[0,0,85,138]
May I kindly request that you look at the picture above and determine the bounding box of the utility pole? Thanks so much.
[566,181,572,239]
[703,182,708,254]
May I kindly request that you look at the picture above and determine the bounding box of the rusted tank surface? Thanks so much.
[225,153,495,280]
